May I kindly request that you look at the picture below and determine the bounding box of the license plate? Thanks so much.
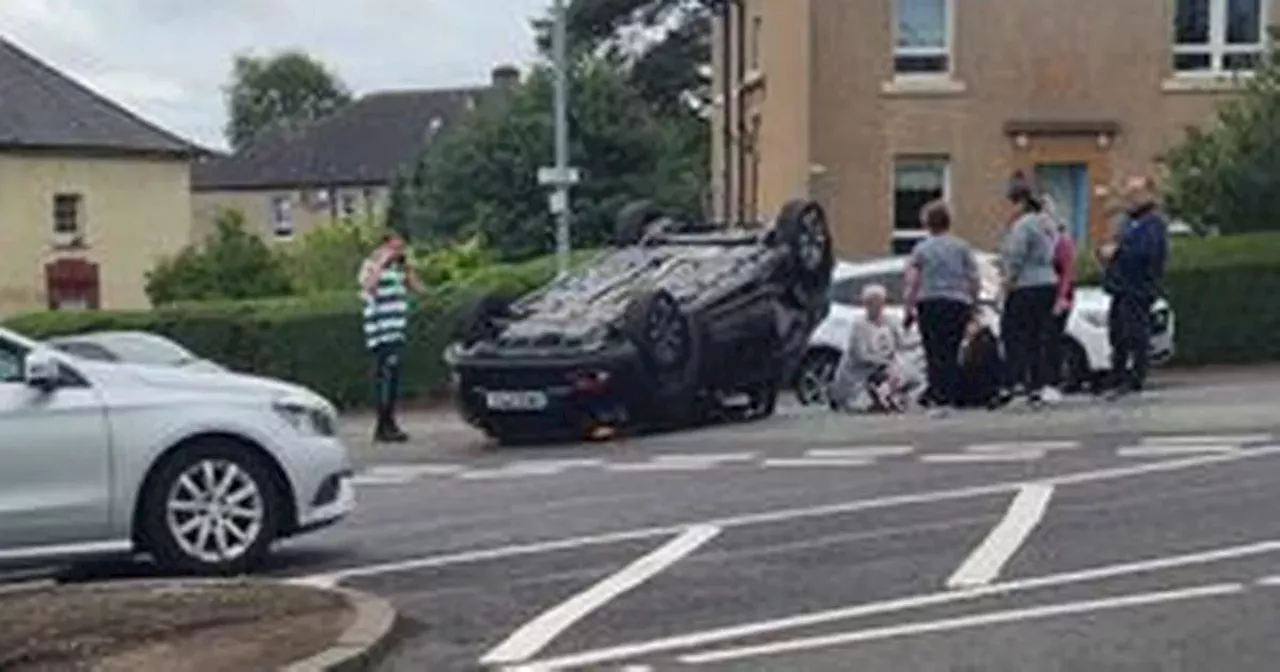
[485,390,549,411]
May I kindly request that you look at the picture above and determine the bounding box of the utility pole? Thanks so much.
[539,0,579,278]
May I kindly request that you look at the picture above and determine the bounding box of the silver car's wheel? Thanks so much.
[165,459,265,565]
[140,440,282,575]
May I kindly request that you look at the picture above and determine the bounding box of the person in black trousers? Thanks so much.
[997,175,1061,408]
[904,200,981,417]
[1099,176,1168,399]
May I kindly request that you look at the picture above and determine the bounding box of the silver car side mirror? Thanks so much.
[23,349,61,391]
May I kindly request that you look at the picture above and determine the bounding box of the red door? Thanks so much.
[45,258,100,310]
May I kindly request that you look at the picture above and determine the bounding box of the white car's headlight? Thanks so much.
[273,400,337,437]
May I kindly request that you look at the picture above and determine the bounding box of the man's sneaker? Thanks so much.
[374,426,410,443]
[1027,391,1046,409]
[927,406,950,419]
[1040,386,1064,404]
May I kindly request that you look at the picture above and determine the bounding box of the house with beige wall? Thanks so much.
[191,65,520,242]
[712,0,1274,256]
[0,37,204,315]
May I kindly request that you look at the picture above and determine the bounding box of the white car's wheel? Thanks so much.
[140,440,282,575]
[794,349,839,406]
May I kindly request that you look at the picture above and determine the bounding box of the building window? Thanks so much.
[52,193,83,236]
[1173,0,1265,73]
[893,0,950,75]
[749,15,763,71]
[270,195,293,238]
[891,158,948,255]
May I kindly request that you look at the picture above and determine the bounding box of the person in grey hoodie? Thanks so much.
[997,173,1060,407]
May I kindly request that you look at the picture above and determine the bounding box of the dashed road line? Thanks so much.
[1117,444,1241,458]
[920,451,1046,464]
[805,445,915,459]
[604,462,719,473]
[965,441,1080,453]
[651,452,757,463]
[761,458,875,469]
[1140,433,1272,445]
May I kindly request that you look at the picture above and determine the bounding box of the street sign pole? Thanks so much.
[551,0,572,278]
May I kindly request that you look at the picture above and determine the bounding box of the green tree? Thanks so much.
[283,215,386,294]
[224,50,352,150]
[389,62,704,260]
[534,0,713,113]
[146,209,294,304]
[1162,43,1280,234]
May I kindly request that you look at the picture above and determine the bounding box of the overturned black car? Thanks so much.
[444,198,834,444]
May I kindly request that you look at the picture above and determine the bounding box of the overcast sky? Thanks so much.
[1,0,549,150]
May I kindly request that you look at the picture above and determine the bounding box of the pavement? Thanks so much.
[231,367,1280,670]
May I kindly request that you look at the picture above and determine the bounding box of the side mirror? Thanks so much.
[23,350,61,391]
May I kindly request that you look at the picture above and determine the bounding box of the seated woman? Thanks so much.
[829,284,908,413]
[955,315,1006,409]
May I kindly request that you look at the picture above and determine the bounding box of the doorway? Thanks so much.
[1034,163,1089,244]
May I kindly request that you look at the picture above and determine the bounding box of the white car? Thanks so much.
[0,327,354,574]
[794,255,1176,404]
[48,330,227,374]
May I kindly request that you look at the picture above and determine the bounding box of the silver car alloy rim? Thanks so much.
[165,459,265,564]
[798,358,835,405]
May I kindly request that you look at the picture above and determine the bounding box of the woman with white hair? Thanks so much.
[829,282,907,412]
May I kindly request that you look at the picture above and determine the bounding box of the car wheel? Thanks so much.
[139,440,282,575]
[794,349,839,406]
[774,199,834,310]
[744,380,780,420]
[1060,339,1091,394]
[615,200,663,246]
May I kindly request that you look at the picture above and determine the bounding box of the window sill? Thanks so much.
[50,235,88,251]
[1161,72,1254,93]
[881,76,968,97]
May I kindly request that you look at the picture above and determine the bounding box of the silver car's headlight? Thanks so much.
[273,400,337,437]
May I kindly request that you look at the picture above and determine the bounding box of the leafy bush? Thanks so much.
[1162,39,1280,234]
[6,254,582,408]
[284,215,386,294]
[146,209,294,305]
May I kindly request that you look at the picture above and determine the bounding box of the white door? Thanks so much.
[0,338,112,553]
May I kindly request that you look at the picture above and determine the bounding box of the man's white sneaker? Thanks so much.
[1041,387,1064,404]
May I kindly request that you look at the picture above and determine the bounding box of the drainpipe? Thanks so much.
[719,0,734,225]
[734,0,747,227]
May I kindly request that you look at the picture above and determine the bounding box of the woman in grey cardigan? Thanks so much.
[998,173,1060,407]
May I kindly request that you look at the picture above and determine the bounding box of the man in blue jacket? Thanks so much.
[1099,176,1168,398]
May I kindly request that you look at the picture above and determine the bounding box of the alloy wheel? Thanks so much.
[165,458,265,565]
[796,356,836,405]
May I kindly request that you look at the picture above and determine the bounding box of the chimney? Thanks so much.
[491,64,520,89]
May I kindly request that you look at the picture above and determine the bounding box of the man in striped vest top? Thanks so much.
[359,232,424,443]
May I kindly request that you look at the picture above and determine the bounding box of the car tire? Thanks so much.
[1060,339,1091,394]
[774,199,834,311]
[623,289,703,412]
[615,200,663,246]
[139,439,282,575]
[793,348,840,406]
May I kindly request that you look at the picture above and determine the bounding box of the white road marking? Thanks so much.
[604,462,717,473]
[480,525,720,666]
[965,441,1080,453]
[350,473,419,486]
[678,583,1244,664]
[364,463,466,476]
[1255,575,1280,587]
[761,458,876,469]
[946,483,1054,589]
[651,452,757,463]
[921,451,1046,463]
[459,465,571,480]
[291,445,1280,589]
[511,536,1280,670]
[1117,444,1239,458]
[509,459,607,470]
[1140,434,1272,446]
[805,445,915,459]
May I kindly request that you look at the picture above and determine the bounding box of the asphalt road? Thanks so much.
[267,377,1280,672]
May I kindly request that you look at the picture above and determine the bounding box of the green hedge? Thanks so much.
[1075,232,1280,366]
[3,252,599,408]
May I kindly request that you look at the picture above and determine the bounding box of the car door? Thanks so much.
[0,337,113,554]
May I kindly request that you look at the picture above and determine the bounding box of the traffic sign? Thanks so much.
[537,166,581,186]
